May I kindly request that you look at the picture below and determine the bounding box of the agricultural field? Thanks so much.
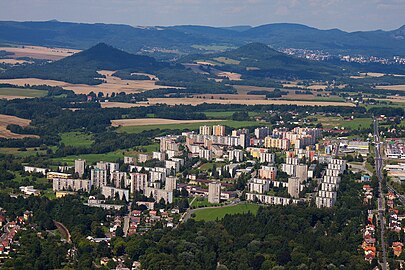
[0,59,32,65]
[193,203,260,221]
[0,45,80,60]
[204,111,259,119]
[0,147,48,157]
[376,85,405,91]
[111,118,222,127]
[0,114,38,139]
[100,102,147,108]
[213,57,241,65]
[0,87,47,99]
[116,120,260,134]
[143,98,354,107]
[60,132,94,147]
[0,70,179,96]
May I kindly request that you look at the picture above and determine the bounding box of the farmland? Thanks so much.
[376,85,405,91]
[111,118,223,127]
[0,87,47,99]
[0,45,80,60]
[0,70,178,96]
[0,114,38,139]
[144,97,355,107]
[193,203,260,221]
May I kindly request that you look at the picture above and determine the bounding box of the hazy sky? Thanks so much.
[1,0,405,31]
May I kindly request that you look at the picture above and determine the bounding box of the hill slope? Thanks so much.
[182,43,344,80]
[0,21,404,57]
[0,43,169,84]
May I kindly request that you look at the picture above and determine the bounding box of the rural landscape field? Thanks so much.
[0,1,405,270]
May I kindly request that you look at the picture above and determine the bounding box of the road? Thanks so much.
[122,202,133,237]
[374,118,387,270]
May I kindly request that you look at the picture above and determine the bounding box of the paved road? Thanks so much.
[374,118,387,270]
[122,203,132,237]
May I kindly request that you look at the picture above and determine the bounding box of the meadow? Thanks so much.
[60,132,94,147]
[0,87,47,98]
[315,116,372,130]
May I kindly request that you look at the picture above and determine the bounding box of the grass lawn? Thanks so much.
[193,203,260,222]
[60,132,94,147]
[190,197,216,208]
[117,120,260,134]
[0,87,47,97]
[199,162,226,171]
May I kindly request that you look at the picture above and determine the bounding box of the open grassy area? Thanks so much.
[315,116,372,130]
[213,57,241,65]
[52,151,125,165]
[199,162,226,171]
[0,87,47,98]
[117,120,260,134]
[60,132,94,147]
[193,203,260,221]
[52,143,159,165]
[204,111,260,119]
[12,172,48,185]
[190,197,216,208]
[0,147,47,157]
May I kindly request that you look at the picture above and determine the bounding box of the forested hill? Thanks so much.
[181,43,346,80]
[0,43,170,85]
[0,20,405,57]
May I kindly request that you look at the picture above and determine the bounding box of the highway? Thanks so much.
[374,118,387,270]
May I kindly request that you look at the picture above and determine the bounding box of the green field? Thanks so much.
[190,197,216,208]
[52,143,159,165]
[52,151,126,165]
[315,116,372,130]
[199,162,226,171]
[60,132,94,147]
[0,87,47,98]
[191,45,235,52]
[193,203,260,221]
[204,111,260,119]
[0,147,47,157]
[213,57,241,65]
[117,120,260,134]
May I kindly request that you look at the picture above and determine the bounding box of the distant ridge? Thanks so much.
[0,20,404,57]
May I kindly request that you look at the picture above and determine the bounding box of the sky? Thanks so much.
[1,0,405,31]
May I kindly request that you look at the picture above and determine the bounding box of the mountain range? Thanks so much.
[0,20,405,57]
